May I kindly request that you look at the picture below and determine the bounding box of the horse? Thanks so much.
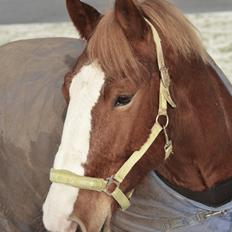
[42,0,232,231]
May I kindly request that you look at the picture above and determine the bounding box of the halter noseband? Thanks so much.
[49,18,176,211]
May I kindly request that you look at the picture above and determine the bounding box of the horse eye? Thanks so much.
[114,95,133,107]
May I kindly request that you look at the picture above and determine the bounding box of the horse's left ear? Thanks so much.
[66,0,102,40]
[114,0,149,41]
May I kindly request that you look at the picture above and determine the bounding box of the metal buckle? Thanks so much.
[204,210,228,219]
[160,66,170,88]
[160,65,168,72]
[104,176,120,196]
[196,210,228,222]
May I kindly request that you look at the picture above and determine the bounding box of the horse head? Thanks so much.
[42,0,209,231]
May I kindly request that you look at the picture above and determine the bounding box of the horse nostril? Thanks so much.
[100,217,110,232]
[74,223,86,232]
[72,217,106,232]
[75,225,82,232]
[70,215,87,232]
[75,224,104,232]
[100,224,105,232]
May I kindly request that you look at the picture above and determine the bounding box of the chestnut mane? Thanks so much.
[87,0,208,82]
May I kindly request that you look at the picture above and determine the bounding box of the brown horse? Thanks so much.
[42,0,232,231]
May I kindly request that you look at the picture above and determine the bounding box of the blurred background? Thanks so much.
[0,0,231,78]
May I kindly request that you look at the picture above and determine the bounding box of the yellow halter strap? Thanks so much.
[50,18,176,211]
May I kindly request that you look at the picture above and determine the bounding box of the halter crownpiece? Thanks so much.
[50,18,176,211]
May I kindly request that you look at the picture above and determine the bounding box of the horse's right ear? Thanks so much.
[66,0,102,40]
[114,0,149,41]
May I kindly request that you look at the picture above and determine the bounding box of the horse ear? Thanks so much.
[114,0,148,40]
[66,0,102,40]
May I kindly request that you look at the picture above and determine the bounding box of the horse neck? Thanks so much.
[157,56,232,191]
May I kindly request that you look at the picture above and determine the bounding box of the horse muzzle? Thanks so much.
[70,190,112,232]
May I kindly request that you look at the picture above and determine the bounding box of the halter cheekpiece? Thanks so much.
[49,18,176,211]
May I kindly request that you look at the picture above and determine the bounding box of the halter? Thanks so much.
[49,18,176,211]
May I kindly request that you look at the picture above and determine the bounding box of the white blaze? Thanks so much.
[43,62,105,232]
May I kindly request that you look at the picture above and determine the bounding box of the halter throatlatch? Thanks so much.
[50,18,176,211]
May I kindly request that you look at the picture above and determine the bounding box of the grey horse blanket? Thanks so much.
[0,38,84,232]
[112,173,232,232]
[0,38,231,232]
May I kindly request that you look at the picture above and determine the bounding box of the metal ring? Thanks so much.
[156,114,169,129]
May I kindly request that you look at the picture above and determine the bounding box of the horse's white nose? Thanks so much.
[42,183,79,232]
[43,213,77,232]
